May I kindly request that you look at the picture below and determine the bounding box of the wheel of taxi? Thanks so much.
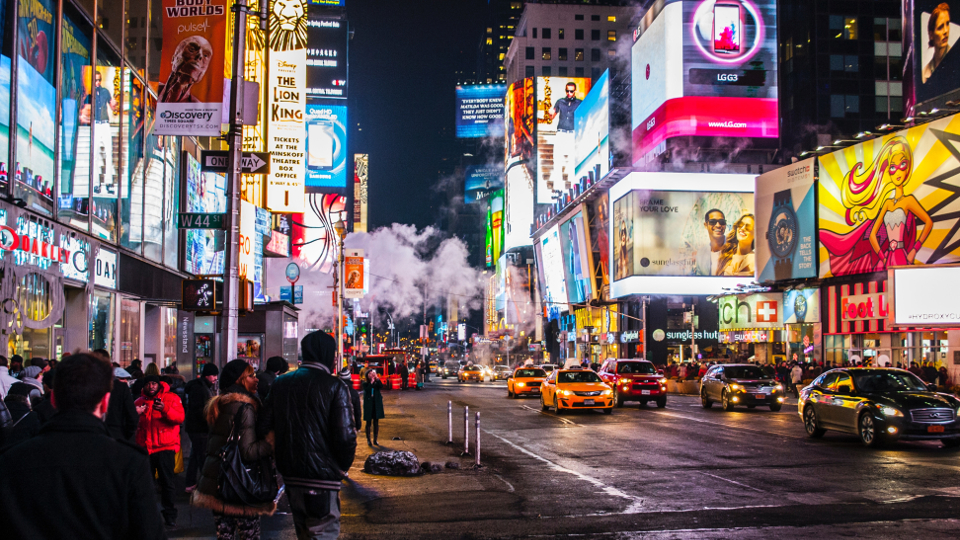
[858,412,884,448]
[614,388,623,408]
[554,395,564,414]
[701,389,713,409]
[721,390,735,411]
[656,396,666,408]
[802,406,826,438]
[540,393,549,411]
[507,386,514,398]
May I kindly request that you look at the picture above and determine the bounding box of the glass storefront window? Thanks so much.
[6,272,56,361]
[0,5,11,194]
[90,291,115,353]
[143,92,164,262]
[97,0,123,56]
[164,307,177,367]
[121,69,145,253]
[91,46,122,242]
[58,6,93,231]
[119,298,140,367]
[124,0,149,72]
[15,0,58,216]
[162,136,180,268]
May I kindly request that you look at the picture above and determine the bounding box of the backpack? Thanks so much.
[217,404,279,506]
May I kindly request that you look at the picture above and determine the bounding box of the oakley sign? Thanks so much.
[0,225,72,265]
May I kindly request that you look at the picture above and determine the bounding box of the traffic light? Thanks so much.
[239,278,254,314]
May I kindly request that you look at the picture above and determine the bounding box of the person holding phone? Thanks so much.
[362,369,385,446]
[134,373,185,528]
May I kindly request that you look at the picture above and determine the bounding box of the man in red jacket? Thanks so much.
[135,374,185,527]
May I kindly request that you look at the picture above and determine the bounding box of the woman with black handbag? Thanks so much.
[191,360,276,539]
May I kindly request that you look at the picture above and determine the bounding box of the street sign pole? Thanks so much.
[220,0,248,369]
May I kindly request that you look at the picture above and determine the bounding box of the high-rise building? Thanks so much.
[477,0,526,84]
[778,1,904,157]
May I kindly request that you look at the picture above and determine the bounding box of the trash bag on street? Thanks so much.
[363,451,422,476]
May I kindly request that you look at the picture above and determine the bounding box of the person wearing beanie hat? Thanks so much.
[259,330,356,538]
[183,362,219,492]
[106,360,139,443]
[134,370,185,527]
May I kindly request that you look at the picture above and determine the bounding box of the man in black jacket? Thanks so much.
[260,330,356,539]
[105,367,138,441]
[183,362,218,491]
[339,366,362,432]
[257,355,288,400]
[0,353,165,539]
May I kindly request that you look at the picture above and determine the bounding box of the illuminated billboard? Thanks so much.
[535,226,567,321]
[455,84,506,138]
[818,113,960,278]
[574,70,610,184]
[911,0,960,108]
[353,153,368,232]
[559,210,593,304]
[306,17,348,99]
[535,76,591,204]
[609,172,755,297]
[304,102,348,189]
[504,78,535,251]
[184,153,226,275]
[465,164,504,204]
[291,192,346,273]
[755,157,816,283]
[631,0,778,166]
[486,189,504,265]
[266,0,309,213]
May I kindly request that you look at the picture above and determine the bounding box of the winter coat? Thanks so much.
[105,378,139,441]
[134,381,185,454]
[362,379,385,421]
[790,366,804,384]
[191,386,276,517]
[346,382,362,431]
[256,370,277,401]
[1,393,40,449]
[184,377,215,434]
[0,410,165,540]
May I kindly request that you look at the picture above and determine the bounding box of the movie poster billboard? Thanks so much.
[559,211,593,304]
[611,173,755,281]
[266,0,309,213]
[818,113,960,278]
[574,70,609,184]
[536,226,567,321]
[504,78,535,251]
[456,84,506,138]
[755,157,816,283]
[304,103,347,189]
[912,0,960,108]
[535,76,591,204]
[155,0,228,135]
[465,164,504,204]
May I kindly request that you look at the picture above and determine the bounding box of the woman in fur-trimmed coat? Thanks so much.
[190,360,275,540]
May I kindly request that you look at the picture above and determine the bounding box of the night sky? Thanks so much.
[347,0,488,230]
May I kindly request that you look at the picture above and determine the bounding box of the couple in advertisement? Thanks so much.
[694,209,755,277]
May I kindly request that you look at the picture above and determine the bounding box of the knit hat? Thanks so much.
[22,366,42,379]
[201,363,220,377]
[143,374,161,385]
[339,366,352,380]
[114,367,132,379]
[219,359,250,392]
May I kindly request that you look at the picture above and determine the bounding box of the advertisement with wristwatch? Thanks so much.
[755,157,816,282]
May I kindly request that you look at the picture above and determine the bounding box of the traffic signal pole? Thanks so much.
[220,0,248,368]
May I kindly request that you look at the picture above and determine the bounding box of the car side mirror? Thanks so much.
[837,384,853,395]
[927,383,938,391]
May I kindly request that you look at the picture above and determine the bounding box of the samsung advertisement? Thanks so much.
[631,0,779,166]
[304,103,348,189]
[610,172,755,297]
[455,84,506,138]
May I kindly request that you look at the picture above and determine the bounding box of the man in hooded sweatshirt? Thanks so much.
[259,330,357,539]
[134,374,185,527]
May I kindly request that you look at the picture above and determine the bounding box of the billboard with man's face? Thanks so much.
[535,76,591,204]
[912,0,960,107]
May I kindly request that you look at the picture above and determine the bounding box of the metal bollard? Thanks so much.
[447,401,453,444]
[464,406,470,454]
[475,411,481,466]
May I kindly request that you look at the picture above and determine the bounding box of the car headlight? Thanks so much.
[878,405,903,417]
[775,384,783,391]
[516,382,525,387]
[561,390,572,397]
[602,389,613,396]
[659,378,668,385]
[621,380,631,386]
[729,384,741,391]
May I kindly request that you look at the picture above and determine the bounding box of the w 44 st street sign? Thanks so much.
[178,213,226,229]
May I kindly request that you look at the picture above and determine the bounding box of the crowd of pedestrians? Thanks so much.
[0,329,360,540]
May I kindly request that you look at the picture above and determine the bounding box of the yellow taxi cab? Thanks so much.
[540,368,614,414]
[507,366,547,398]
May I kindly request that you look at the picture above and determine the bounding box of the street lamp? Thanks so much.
[334,216,347,369]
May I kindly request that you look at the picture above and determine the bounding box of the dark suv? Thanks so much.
[598,359,667,408]
[700,364,785,412]
[799,368,960,448]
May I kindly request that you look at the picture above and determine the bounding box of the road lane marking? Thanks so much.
[493,472,515,493]
[521,405,577,425]
[644,409,805,439]
[701,472,767,493]
[485,430,645,514]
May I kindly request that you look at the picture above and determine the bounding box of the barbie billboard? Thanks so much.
[818,113,960,278]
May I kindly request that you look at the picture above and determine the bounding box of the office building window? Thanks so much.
[591,48,601,61]
[591,29,601,41]
[608,30,617,42]
[558,28,565,39]
[542,47,552,60]
[575,14,584,21]
[591,15,600,21]
[607,49,616,58]
[575,67,584,77]
[542,28,551,39]
[575,48,584,61]
[830,95,860,117]
[533,28,537,38]
[830,15,858,40]
[525,65,535,77]
[831,54,858,72]
[542,66,552,76]
[559,66,568,76]
[486,37,493,46]
[592,67,602,80]
[559,48,568,61]
[526,47,535,60]
[575,29,584,40]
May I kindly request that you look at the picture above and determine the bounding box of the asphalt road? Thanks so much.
[171,379,960,539]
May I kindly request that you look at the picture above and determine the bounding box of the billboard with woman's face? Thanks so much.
[912,1,960,107]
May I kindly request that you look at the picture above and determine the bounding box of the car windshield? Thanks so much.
[724,366,765,379]
[541,365,555,372]
[465,366,481,372]
[516,369,546,378]
[445,362,458,368]
[559,371,602,383]
[617,362,656,374]
[851,370,929,393]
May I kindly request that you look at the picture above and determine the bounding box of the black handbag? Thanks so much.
[217,403,279,506]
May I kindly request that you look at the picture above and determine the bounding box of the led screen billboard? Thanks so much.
[755,158,816,283]
[609,172,755,297]
[184,152,227,275]
[911,0,960,108]
[818,113,960,278]
[559,211,593,304]
[486,189,504,265]
[535,226,567,321]
[504,78,535,251]
[535,76,591,204]
[455,84,506,138]
[304,103,347,189]
[574,70,610,185]
[631,0,778,166]
[465,164,504,204]
[306,18,348,99]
